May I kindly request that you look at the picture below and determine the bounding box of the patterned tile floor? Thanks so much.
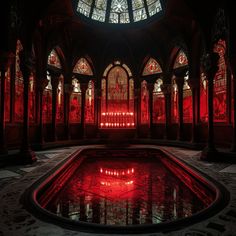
[0,145,235,236]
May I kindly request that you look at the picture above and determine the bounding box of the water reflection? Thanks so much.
[44,151,215,226]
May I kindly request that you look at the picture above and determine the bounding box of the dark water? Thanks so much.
[43,150,215,226]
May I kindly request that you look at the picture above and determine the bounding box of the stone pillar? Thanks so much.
[38,77,48,146]
[174,69,186,141]
[231,56,236,152]
[161,84,171,140]
[189,79,199,143]
[0,61,7,154]
[96,88,101,137]
[50,72,60,142]
[64,83,73,140]
[200,53,219,160]
[80,83,87,139]
[134,88,140,139]
[19,51,36,163]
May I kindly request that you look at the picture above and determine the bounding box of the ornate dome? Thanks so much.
[74,0,163,24]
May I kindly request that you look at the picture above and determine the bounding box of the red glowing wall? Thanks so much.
[85,80,94,124]
[213,39,227,122]
[183,77,192,123]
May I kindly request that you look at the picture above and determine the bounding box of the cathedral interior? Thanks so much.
[0,0,236,235]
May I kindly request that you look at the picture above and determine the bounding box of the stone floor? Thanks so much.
[0,145,235,236]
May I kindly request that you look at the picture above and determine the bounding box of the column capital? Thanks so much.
[161,84,172,95]
[173,66,188,78]
[64,83,74,95]
[200,52,219,80]
[0,52,15,70]
[188,79,199,90]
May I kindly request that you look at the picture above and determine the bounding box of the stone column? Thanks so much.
[174,68,186,141]
[189,79,199,143]
[0,53,14,154]
[96,88,101,137]
[134,88,140,139]
[19,51,36,163]
[64,83,73,140]
[161,84,171,140]
[38,77,48,147]
[50,72,60,142]
[231,56,236,152]
[80,83,87,139]
[200,53,219,160]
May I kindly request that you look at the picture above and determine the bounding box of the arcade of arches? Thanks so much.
[0,0,236,164]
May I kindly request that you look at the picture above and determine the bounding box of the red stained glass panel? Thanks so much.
[183,76,192,123]
[48,49,62,69]
[141,80,149,124]
[85,80,94,124]
[153,79,165,123]
[213,39,227,122]
[73,58,93,76]
[142,58,162,76]
[70,79,81,123]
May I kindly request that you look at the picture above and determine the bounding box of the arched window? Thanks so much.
[142,58,162,76]
[15,40,24,122]
[213,39,227,122]
[171,77,178,123]
[141,80,149,124]
[200,70,208,122]
[56,75,64,123]
[70,79,81,123]
[44,49,63,124]
[172,49,191,123]
[42,72,52,123]
[153,78,165,123]
[101,62,134,128]
[73,57,94,124]
[183,72,192,123]
[85,80,95,123]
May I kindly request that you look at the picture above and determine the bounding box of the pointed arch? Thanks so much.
[73,57,93,76]
[173,50,188,69]
[142,57,162,76]
[47,49,62,69]
[100,62,134,128]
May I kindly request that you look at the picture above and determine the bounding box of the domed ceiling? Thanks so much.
[74,0,163,24]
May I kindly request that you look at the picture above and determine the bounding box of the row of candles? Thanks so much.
[100,112,135,128]
[100,168,134,176]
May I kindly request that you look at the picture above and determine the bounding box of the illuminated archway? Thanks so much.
[100,61,134,128]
